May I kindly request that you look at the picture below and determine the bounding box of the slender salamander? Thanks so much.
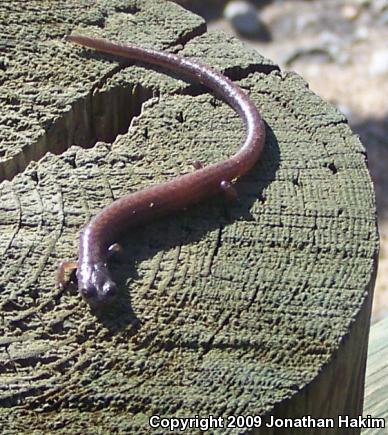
[59,35,266,308]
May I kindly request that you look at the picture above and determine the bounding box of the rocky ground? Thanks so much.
[182,0,388,322]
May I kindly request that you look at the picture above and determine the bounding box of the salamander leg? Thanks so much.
[192,161,203,170]
[220,180,238,201]
[57,260,78,290]
[108,243,124,262]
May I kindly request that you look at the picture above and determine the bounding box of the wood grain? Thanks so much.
[0,0,378,433]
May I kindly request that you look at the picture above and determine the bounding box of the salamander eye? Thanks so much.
[103,281,117,298]
[80,286,97,299]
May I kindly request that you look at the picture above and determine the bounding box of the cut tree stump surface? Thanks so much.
[0,1,378,434]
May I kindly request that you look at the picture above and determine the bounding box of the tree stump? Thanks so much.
[0,1,379,434]
[362,316,388,434]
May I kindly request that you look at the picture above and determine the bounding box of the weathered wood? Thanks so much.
[0,0,378,434]
[362,316,388,434]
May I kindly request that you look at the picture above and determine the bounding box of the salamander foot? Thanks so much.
[192,161,203,170]
[220,180,238,201]
[108,243,124,262]
[57,260,78,290]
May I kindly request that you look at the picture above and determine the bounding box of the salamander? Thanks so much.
[59,35,266,308]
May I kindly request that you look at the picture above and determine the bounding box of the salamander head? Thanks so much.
[77,263,117,308]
